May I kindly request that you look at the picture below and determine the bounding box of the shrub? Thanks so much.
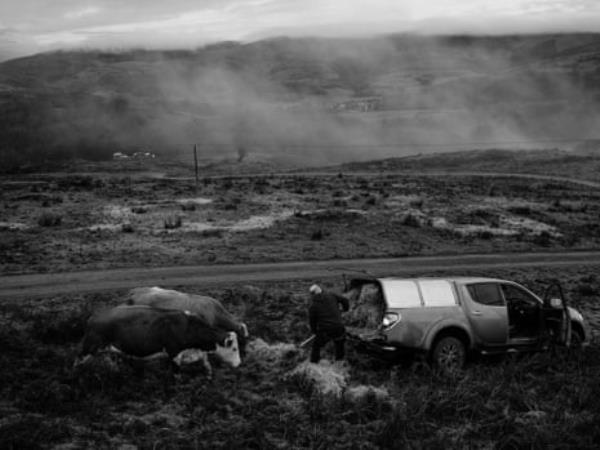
[533,230,552,247]
[121,223,135,233]
[37,212,62,227]
[164,216,182,229]
[577,283,597,296]
[131,206,148,214]
[365,196,377,206]
[311,229,324,240]
[478,230,493,240]
[180,202,196,211]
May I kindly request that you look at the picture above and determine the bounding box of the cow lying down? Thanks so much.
[126,286,249,356]
[77,305,241,377]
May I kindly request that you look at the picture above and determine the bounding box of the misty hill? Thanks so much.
[1,33,600,171]
[338,148,600,182]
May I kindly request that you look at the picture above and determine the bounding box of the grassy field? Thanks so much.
[1,264,600,449]
[3,151,600,274]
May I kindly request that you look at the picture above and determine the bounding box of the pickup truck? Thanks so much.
[345,277,590,372]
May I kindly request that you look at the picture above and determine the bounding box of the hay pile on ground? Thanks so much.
[345,384,390,402]
[246,338,299,366]
[287,360,349,397]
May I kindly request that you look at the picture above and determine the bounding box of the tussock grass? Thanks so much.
[1,281,600,449]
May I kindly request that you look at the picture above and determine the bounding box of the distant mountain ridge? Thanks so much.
[1,33,599,171]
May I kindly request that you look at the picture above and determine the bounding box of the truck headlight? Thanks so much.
[569,309,583,322]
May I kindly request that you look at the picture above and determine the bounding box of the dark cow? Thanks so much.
[78,305,240,376]
[126,287,249,356]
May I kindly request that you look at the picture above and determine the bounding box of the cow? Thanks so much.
[126,287,250,357]
[77,305,241,377]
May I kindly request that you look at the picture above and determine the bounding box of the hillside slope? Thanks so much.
[1,33,600,171]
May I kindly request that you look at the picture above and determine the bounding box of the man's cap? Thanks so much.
[309,284,322,295]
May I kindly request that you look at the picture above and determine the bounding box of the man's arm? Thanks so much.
[336,293,350,312]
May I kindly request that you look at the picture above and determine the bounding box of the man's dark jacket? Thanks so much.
[309,291,350,333]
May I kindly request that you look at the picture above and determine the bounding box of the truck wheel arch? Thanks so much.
[428,326,472,354]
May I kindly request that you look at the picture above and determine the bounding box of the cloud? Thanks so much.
[64,6,101,20]
[2,0,600,59]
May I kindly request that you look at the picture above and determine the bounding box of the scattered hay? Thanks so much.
[287,360,349,397]
[176,197,213,206]
[345,384,390,403]
[246,338,299,365]
[0,221,29,231]
[229,210,294,232]
[87,224,122,232]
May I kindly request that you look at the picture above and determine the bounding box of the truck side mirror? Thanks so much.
[550,298,563,308]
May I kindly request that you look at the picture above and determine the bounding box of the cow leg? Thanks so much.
[197,352,213,379]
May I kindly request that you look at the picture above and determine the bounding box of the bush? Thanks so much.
[164,216,182,229]
[311,229,324,240]
[533,230,552,247]
[121,223,135,233]
[37,212,62,227]
[180,202,196,211]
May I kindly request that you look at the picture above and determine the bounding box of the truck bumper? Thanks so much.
[347,331,418,360]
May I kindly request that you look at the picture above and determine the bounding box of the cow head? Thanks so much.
[214,331,241,368]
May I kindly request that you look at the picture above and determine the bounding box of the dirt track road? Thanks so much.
[2,251,600,300]
[151,170,600,189]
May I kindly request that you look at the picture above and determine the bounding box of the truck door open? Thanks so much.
[542,281,571,346]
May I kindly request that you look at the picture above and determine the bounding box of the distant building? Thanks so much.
[331,97,382,112]
[132,151,156,159]
[112,152,129,160]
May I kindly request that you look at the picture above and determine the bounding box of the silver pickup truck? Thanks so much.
[345,277,590,372]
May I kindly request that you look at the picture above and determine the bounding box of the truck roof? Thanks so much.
[378,276,507,286]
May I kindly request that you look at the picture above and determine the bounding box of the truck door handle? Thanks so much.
[472,310,483,316]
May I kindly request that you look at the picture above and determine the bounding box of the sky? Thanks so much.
[1,0,600,61]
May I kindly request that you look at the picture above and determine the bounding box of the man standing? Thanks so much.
[308,284,349,363]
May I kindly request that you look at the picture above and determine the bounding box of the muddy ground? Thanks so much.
[1,264,600,449]
[3,156,600,274]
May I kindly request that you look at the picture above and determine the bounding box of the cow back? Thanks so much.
[84,305,190,358]
[127,287,239,330]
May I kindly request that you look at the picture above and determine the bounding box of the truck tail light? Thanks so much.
[382,312,400,329]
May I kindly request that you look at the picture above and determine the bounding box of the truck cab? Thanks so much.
[345,277,589,372]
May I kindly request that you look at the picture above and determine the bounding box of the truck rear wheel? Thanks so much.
[431,336,466,373]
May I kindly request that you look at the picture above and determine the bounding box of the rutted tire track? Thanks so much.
[2,251,600,300]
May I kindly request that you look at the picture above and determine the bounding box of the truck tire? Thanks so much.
[431,336,466,373]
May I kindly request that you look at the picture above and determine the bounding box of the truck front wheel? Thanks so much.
[431,336,466,373]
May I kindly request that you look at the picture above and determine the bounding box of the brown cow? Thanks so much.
[78,305,240,376]
[126,287,249,356]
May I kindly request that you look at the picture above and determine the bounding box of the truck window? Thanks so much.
[501,284,539,307]
[419,280,456,306]
[382,280,422,308]
[467,283,504,306]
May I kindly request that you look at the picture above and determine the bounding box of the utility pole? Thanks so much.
[193,144,199,193]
